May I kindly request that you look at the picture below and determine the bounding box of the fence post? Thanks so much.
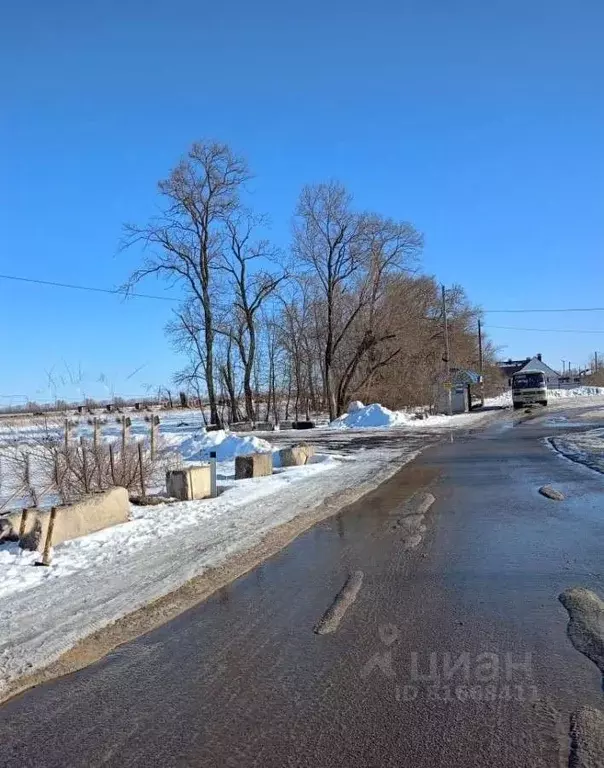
[93,418,99,452]
[81,436,89,494]
[138,442,146,498]
[64,419,70,453]
[150,420,157,461]
[36,506,57,567]
[109,443,116,485]
[210,450,217,498]
[23,452,38,508]
[24,452,31,492]
[18,508,28,540]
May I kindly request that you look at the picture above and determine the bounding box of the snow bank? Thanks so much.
[477,388,604,409]
[347,400,365,414]
[330,403,407,429]
[548,386,604,399]
[163,429,271,463]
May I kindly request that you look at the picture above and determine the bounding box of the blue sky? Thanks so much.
[2,0,603,403]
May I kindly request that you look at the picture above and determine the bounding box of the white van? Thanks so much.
[511,370,548,409]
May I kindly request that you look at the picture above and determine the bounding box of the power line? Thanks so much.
[2,272,604,316]
[0,274,179,302]
[487,324,604,334]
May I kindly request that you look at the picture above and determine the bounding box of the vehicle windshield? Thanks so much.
[513,373,545,389]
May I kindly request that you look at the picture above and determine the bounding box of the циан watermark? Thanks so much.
[360,623,538,704]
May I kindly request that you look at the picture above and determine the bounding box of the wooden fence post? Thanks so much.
[138,442,146,498]
[36,506,57,567]
[81,436,89,494]
[109,443,116,485]
[18,508,28,539]
[121,416,127,456]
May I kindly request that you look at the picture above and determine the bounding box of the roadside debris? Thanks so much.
[539,485,565,501]
[314,570,364,635]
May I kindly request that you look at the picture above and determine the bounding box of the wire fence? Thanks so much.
[0,416,171,514]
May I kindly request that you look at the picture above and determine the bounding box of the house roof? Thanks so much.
[498,358,531,378]
[498,355,559,379]
[519,357,559,377]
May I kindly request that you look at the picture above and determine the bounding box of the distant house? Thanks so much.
[498,357,532,380]
[498,354,560,388]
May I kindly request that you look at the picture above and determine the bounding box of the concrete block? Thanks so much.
[8,487,130,552]
[231,421,254,432]
[166,465,212,501]
[254,421,274,432]
[235,452,273,479]
[278,444,316,467]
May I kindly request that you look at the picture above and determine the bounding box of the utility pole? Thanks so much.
[442,285,452,416]
[477,317,485,407]
[595,351,599,373]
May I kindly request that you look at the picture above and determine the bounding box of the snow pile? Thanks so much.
[484,392,512,407]
[548,387,604,399]
[164,429,271,463]
[330,403,407,429]
[347,400,365,414]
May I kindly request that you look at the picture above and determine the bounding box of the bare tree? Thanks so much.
[293,183,364,420]
[293,182,423,418]
[123,141,250,425]
[216,212,286,421]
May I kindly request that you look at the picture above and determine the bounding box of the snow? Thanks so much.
[347,400,365,413]
[0,417,273,509]
[162,429,271,463]
[330,399,507,430]
[549,428,604,475]
[0,454,339,602]
[547,386,604,399]
[330,403,406,429]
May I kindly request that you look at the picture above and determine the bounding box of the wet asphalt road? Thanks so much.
[2,406,604,766]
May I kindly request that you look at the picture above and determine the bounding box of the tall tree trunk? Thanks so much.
[285,370,292,421]
[325,292,337,421]
[221,342,238,424]
[243,325,256,422]
[202,285,219,425]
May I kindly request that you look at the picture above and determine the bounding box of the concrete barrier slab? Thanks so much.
[279,444,316,467]
[7,487,130,552]
[166,466,211,501]
[235,453,273,479]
